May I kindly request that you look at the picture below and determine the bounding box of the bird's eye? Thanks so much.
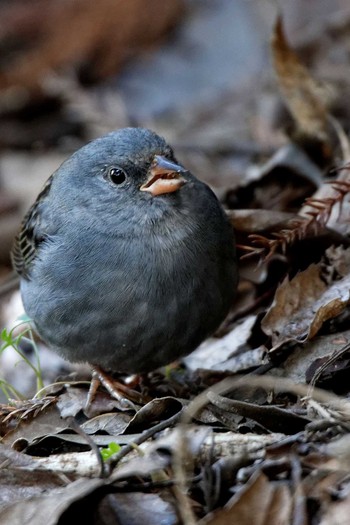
[107,167,126,185]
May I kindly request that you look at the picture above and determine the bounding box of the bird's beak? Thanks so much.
[140,155,187,196]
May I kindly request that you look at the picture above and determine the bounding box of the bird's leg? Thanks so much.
[86,365,147,410]
[85,371,102,409]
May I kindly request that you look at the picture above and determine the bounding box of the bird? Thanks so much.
[11,127,237,386]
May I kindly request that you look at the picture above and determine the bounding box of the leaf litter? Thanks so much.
[3,5,350,524]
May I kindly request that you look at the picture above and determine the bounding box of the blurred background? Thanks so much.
[1,0,350,394]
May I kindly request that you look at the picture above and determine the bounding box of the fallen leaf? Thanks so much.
[3,403,68,447]
[184,315,257,371]
[81,412,131,435]
[262,247,350,351]
[272,330,350,384]
[207,392,310,434]
[96,493,178,525]
[125,396,184,432]
[0,477,105,525]
[271,16,330,142]
[198,471,291,524]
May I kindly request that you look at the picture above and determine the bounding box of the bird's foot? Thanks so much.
[86,365,147,411]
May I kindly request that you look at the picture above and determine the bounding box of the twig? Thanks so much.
[67,416,106,478]
[109,409,183,474]
[246,177,350,260]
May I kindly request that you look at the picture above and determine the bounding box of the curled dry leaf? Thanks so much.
[272,16,330,143]
[206,391,310,435]
[262,246,350,352]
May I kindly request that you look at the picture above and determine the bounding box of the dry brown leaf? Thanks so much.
[271,16,330,142]
[319,491,350,525]
[262,246,350,351]
[2,403,67,447]
[198,471,292,525]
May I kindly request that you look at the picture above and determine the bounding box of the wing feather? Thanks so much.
[11,176,54,279]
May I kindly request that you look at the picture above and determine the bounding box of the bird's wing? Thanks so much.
[11,175,54,279]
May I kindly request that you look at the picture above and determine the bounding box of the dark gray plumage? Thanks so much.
[12,128,237,373]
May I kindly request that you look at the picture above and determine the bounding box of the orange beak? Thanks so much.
[140,155,187,196]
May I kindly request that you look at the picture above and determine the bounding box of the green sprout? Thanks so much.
[0,315,44,399]
[100,442,121,461]
[0,379,23,400]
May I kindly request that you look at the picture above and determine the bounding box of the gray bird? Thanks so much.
[12,128,237,375]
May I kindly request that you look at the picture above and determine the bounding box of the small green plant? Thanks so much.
[0,315,44,399]
[0,379,23,400]
[100,442,121,461]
